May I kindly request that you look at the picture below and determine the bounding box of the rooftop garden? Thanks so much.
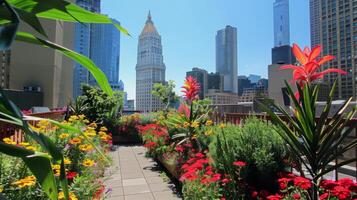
[0,0,357,200]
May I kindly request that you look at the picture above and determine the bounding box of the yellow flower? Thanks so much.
[79,144,93,152]
[205,129,214,136]
[19,142,30,146]
[98,131,106,137]
[100,126,108,132]
[100,135,111,142]
[68,115,79,122]
[52,164,61,170]
[191,121,200,128]
[183,122,190,128]
[12,176,36,188]
[25,146,37,151]
[191,134,198,139]
[78,114,85,120]
[58,191,78,200]
[69,137,82,145]
[83,119,90,123]
[64,158,72,165]
[89,122,97,128]
[205,120,213,126]
[2,137,16,145]
[59,133,70,139]
[0,185,3,193]
[219,123,226,129]
[82,159,95,167]
[84,130,96,137]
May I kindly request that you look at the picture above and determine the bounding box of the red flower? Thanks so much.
[332,186,351,200]
[338,178,354,189]
[280,44,347,84]
[278,177,291,190]
[320,180,338,190]
[178,103,190,118]
[181,76,200,101]
[222,178,230,184]
[251,191,258,198]
[267,194,283,200]
[319,193,329,200]
[233,161,247,167]
[175,145,184,152]
[292,193,301,199]
[293,177,312,190]
[66,171,77,180]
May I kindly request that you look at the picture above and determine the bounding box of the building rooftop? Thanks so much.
[141,11,159,35]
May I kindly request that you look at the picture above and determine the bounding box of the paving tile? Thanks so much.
[145,176,165,184]
[122,172,145,179]
[108,195,125,200]
[107,186,124,197]
[125,193,154,200]
[123,178,147,186]
[148,183,172,192]
[105,179,123,187]
[152,191,181,200]
[123,184,151,195]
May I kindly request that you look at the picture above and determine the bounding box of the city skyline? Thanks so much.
[102,0,310,100]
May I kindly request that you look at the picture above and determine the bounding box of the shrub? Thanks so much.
[209,118,289,197]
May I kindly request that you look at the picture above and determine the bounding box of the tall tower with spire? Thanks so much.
[136,12,166,112]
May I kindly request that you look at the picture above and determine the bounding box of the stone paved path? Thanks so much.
[104,145,182,200]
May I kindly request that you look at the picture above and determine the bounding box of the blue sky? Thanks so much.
[101,0,310,100]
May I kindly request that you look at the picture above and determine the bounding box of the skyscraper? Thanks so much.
[216,25,238,94]
[89,19,121,90]
[273,0,290,47]
[309,0,357,99]
[136,12,166,112]
[73,0,100,98]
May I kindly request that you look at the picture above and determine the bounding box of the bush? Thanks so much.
[209,118,289,197]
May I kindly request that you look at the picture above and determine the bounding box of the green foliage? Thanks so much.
[209,118,289,196]
[152,80,178,115]
[75,84,123,127]
[182,178,221,200]
[260,81,357,199]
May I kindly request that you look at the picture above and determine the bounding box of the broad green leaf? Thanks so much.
[6,0,130,35]
[14,7,47,37]
[0,142,58,199]
[15,31,113,97]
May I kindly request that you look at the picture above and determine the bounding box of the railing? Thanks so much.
[213,112,357,181]
[0,110,66,143]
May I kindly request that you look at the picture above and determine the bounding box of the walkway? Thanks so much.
[104,145,182,200]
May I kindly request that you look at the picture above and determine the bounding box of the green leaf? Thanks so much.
[15,31,113,97]
[14,8,47,37]
[6,0,130,35]
[0,142,58,200]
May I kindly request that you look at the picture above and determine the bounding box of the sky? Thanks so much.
[101,0,310,100]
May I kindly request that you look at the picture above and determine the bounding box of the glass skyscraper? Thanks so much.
[216,25,238,94]
[273,0,290,47]
[89,19,121,90]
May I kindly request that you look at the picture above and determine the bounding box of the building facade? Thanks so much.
[73,0,100,98]
[216,25,238,94]
[207,72,224,92]
[310,0,357,99]
[273,0,290,47]
[136,12,166,112]
[89,18,121,90]
[205,92,240,105]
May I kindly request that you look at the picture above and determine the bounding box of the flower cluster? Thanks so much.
[11,176,36,189]
[181,76,200,101]
[137,124,171,156]
[319,178,357,200]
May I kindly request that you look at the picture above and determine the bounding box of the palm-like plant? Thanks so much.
[261,44,357,199]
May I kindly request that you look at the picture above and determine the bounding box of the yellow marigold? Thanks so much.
[183,122,190,128]
[219,123,226,129]
[58,191,78,200]
[64,158,72,165]
[191,121,200,128]
[98,131,106,137]
[2,137,16,145]
[89,122,97,128]
[82,159,95,167]
[100,126,108,132]
[25,146,37,151]
[69,137,82,145]
[59,133,69,139]
[12,176,36,188]
[205,129,214,136]
[68,115,79,122]
[19,142,30,147]
[84,130,96,137]
[79,144,93,152]
[205,120,213,126]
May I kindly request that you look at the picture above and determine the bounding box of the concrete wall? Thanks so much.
[268,63,294,107]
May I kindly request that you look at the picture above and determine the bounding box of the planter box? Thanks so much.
[157,152,180,179]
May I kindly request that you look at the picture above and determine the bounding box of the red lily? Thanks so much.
[181,76,200,101]
[280,44,347,84]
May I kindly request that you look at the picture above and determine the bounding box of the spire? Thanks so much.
[141,10,158,35]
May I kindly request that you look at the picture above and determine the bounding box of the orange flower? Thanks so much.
[69,137,82,145]
[280,44,347,84]
[181,76,200,101]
